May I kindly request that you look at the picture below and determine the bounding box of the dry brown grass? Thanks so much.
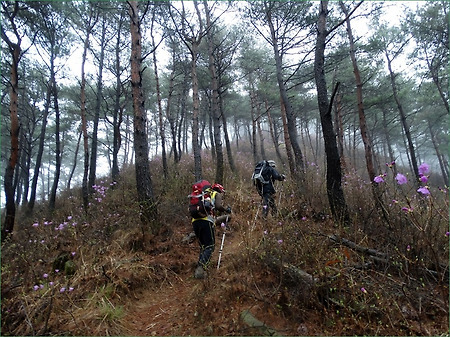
[1,148,448,335]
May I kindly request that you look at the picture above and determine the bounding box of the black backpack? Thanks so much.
[251,161,269,185]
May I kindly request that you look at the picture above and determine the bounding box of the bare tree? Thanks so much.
[129,0,158,229]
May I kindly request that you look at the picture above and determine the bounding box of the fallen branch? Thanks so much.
[266,256,317,287]
[327,234,389,261]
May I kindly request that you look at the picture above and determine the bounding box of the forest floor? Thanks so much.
[119,222,302,336]
[114,216,448,336]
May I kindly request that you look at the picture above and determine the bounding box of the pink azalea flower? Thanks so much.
[419,175,428,183]
[418,163,430,176]
[417,187,430,195]
[395,173,408,185]
[374,175,384,183]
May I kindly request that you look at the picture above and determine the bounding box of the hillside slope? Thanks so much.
[1,155,448,336]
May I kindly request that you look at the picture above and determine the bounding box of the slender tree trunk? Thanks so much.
[385,52,420,184]
[340,1,389,222]
[1,38,20,240]
[257,116,266,161]
[129,0,158,229]
[89,15,106,194]
[250,86,258,163]
[48,64,61,214]
[428,120,449,185]
[111,11,124,181]
[67,130,82,190]
[280,100,295,178]
[203,0,224,183]
[314,0,351,226]
[151,11,168,179]
[334,92,346,170]
[80,31,90,211]
[266,101,284,165]
[220,91,236,172]
[112,16,124,182]
[265,3,304,180]
[166,65,178,164]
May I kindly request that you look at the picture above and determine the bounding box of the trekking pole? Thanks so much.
[217,215,228,270]
[277,181,283,207]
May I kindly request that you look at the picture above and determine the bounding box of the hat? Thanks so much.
[267,160,276,168]
[212,183,225,193]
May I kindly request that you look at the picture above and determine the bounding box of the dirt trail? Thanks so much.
[122,227,245,336]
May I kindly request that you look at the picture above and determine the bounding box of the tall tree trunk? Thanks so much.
[257,116,266,161]
[28,84,51,215]
[203,0,224,184]
[48,62,61,214]
[264,3,304,180]
[67,130,82,190]
[89,14,106,194]
[250,86,258,163]
[1,32,21,241]
[129,0,158,229]
[166,63,178,163]
[219,91,236,172]
[385,52,420,184]
[151,10,168,179]
[428,119,449,185]
[280,100,295,178]
[314,0,351,226]
[80,30,90,211]
[112,16,124,182]
[334,91,346,170]
[340,1,389,221]
[266,101,284,165]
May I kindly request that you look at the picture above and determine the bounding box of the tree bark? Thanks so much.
[129,0,158,229]
[314,1,351,226]
[80,26,91,211]
[1,26,21,240]
[203,0,224,184]
[112,11,125,182]
[264,2,305,180]
[385,52,420,184]
[340,1,389,222]
[89,13,107,194]
[151,9,168,179]
[48,62,61,214]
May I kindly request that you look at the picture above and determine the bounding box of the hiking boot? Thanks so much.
[194,265,205,279]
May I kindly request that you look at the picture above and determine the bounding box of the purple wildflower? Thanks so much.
[374,175,384,183]
[418,163,430,176]
[395,173,408,185]
[417,187,430,195]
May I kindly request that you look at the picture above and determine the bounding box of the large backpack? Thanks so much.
[188,180,213,219]
[252,160,269,185]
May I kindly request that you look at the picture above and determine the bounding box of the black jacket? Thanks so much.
[256,165,284,195]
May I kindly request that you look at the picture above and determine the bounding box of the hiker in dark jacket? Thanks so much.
[193,183,231,279]
[255,160,286,218]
